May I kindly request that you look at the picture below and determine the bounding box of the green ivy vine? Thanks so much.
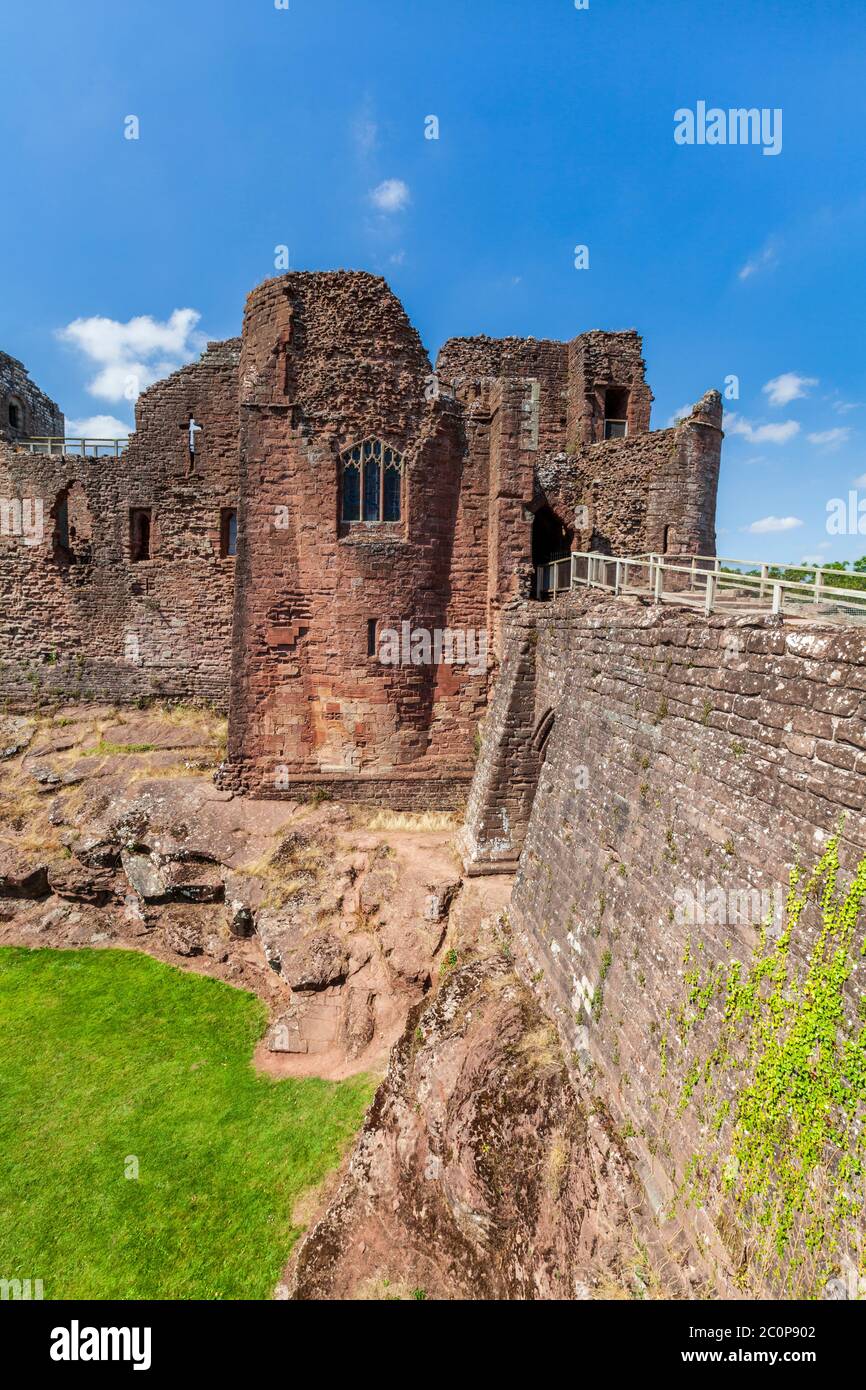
[672,834,866,1297]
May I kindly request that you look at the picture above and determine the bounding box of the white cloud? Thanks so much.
[369,179,410,213]
[738,238,780,281]
[668,404,693,425]
[762,372,817,407]
[65,414,131,439]
[807,427,850,449]
[57,308,204,403]
[389,249,407,266]
[726,413,800,445]
[852,473,866,487]
[833,399,863,414]
[744,515,804,534]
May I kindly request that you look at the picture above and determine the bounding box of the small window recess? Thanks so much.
[130,507,152,562]
[220,507,238,558]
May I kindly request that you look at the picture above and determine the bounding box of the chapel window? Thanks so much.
[341,440,403,523]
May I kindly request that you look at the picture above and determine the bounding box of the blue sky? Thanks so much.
[2,0,865,564]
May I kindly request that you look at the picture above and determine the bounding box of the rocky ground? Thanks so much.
[1,703,686,1299]
[286,894,694,1301]
[0,704,462,1078]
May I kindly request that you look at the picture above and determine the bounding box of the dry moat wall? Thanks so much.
[466,591,866,1287]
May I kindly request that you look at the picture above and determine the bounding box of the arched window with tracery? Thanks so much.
[341,440,403,523]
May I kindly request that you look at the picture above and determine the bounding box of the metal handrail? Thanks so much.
[15,436,128,458]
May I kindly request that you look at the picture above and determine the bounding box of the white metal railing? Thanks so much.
[535,550,866,621]
[15,436,128,458]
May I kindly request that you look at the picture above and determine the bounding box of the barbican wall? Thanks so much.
[464,590,866,1286]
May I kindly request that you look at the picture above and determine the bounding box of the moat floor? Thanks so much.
[0,945,372,1299]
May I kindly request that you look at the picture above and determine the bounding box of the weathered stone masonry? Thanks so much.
[0,341,239,708]
[466,591,866,1284]
[0,350,64,445]
[0,271,722,804]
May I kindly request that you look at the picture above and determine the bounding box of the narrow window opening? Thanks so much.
[220,507,238,558]
[187,417,202,462]
[54,482,93,565]
[130,508,152,562]
[603,387,629,440]
[662,524,671,554]
[533,708,556,758]
[367,618,378,657]
[56,494,70,552]
[8,399,22,431]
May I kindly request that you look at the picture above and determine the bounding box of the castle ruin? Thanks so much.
[0,272,723,804]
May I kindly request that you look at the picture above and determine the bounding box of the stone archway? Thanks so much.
[531,505,573,568]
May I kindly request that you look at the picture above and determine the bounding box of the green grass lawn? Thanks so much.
[0,946,373,1300]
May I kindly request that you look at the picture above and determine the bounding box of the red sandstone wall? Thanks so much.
[0,350,64,444]
[566,330,653,446]
[0,275,723,805]
[0,340,240,709]
[483,593,866,1287]
[224,273,489,803]
[538,391,723,559]
[436,335,569,456]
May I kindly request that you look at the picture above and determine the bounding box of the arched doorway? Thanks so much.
[531,505,574,568]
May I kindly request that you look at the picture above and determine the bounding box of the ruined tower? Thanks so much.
[0,272,723,807]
